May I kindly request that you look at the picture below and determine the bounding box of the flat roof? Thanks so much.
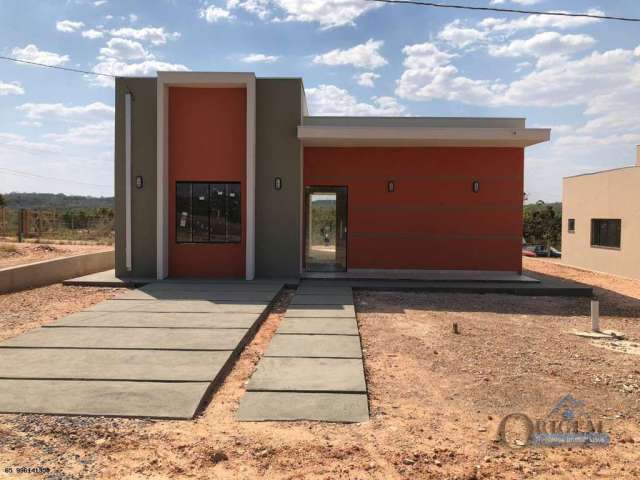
[303,116,526,129]
[564,165,640,180]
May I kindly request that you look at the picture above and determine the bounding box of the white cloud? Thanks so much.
[306,84,405,116]
[11,44,69,66]
[56,20,85,32]
[241,53,279,63]
[94,0,107,6]
[109,26,180,45]
[44,121,114,146]
[226,0,381,29]
[354,72,379,87]
[199,5,235,22]
[91,58,189,87]
[0,132,62,153]
[0,81,25,96]
[438,20,487,48]
[313,39,387,70]
[129,13,138,23]
[82,29,104,39]
[99,37,154,61]
[17,102,114,122]
[479,9,603,34]
[488,32,595,58]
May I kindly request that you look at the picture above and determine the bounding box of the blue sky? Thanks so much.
[1,0,639,201]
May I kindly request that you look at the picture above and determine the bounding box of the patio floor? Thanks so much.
[0,280,284,419]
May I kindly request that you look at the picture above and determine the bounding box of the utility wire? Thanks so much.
[0,167,112,188]
[363,0,640,22]
[0,55,115,77]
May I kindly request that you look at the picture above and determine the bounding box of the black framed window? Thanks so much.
[591,219,621,248]
[176,182,241,243]
[568,218,575,233]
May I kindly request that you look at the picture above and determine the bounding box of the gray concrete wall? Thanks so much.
[562,166,640,280]
[255,79,304,278]
[114,77,157,278]
[0,251,114,293]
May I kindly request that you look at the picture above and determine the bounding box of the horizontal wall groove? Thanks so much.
[351,232,521,241]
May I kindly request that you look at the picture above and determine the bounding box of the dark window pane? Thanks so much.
[227,183,241,242]
[192,184,210,242]
[568,219,575,232]
[210,183,227,242]
[176,183,192,242]
[591,219,621,248]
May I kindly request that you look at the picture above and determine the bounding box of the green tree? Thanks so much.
[0,193,5,208]
[523,202,562,248]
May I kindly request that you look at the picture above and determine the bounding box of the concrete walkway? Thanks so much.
[0,280,283,419]
[237,282,369,423]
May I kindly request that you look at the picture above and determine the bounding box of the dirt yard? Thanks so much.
[0,241,113,270]
[1,262,640,479]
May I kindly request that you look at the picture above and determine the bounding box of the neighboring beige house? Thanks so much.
[562,146,640,280]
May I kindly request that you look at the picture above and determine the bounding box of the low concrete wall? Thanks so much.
[0,251,115,294]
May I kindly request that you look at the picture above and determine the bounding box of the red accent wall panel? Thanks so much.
[168,87,246,278]
[304,147,524,272]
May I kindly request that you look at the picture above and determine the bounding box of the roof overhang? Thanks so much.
[297,126,550,148]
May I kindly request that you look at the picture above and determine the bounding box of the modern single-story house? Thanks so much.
[561,146,640,280]
[114,72,550,280]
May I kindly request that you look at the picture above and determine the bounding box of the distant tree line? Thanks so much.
[523,202,562,248]
[1,192,114,210]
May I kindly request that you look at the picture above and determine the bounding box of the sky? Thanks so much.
[0,0,639,202]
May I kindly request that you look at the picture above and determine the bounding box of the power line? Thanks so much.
[363,0,640,22]
[0,55,115,78]
[0,167,112,188]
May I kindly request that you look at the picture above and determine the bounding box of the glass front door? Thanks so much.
[304,186,347,272]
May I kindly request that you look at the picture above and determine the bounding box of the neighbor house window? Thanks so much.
[568,218,575,233]
[591,219,621,249]
[176,182,241,243]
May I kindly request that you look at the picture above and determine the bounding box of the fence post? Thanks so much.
[18,209,25,242]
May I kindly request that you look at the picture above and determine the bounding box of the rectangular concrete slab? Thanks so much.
[265,334,362,358]
[0,379,210,419]
[115,289,278,302]
[141,283,282,293]
[50,311,257,329]
[278,317,359,335]
[285,305,356,318]
[87,300,268,313]
[237,392,369,423]
[247,357,366,392]
[0,348,233,381]
[290,295,353,306]
[296,288,353,296]
[0,327,247,351]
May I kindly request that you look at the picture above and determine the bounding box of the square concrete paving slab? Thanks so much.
[290,295,353,306]
[237,392,369,423]
[0,380,210,419]
[115,289,278,302]
[0,348,233,382]
[0,327,248,351]
[284,305,356,318]
[277,317,359,335]
[87,300,268,313]
[50,311,257,329]
[265,334,362,358]
[295,287,354,296]
[247,357,366,393]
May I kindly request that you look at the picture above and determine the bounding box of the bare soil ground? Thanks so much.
[1,263,640,479]
[0,242,112,270]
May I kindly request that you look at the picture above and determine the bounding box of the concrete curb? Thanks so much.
[0,251,114,294]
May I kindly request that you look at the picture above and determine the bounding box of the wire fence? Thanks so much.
[0,207,114,244]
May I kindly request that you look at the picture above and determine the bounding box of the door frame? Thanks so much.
[303,185,348,272]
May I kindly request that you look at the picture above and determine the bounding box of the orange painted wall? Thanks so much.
[304,147,524,272]
[168,87,246,278]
